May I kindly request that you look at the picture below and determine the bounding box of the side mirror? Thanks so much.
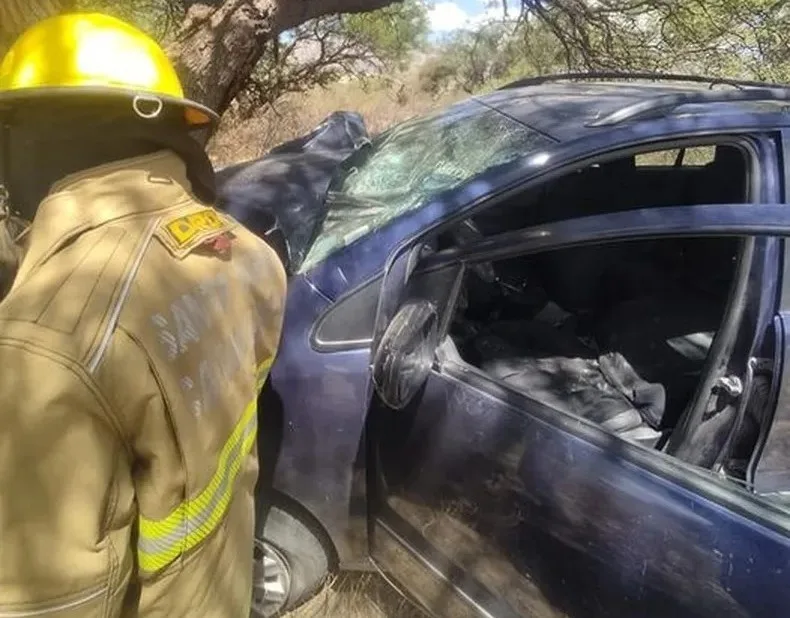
[372,299,439,410]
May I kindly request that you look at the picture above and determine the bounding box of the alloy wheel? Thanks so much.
[252,538,292,617]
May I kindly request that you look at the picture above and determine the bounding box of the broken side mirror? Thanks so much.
[372,299,438,410]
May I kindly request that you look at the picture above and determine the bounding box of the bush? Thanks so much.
[418,57,459,97]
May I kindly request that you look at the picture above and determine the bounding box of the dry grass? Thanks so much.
[208,75,465,168]
[284,573,428,618]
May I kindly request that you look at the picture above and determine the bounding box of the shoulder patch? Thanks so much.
[155,208,237,259]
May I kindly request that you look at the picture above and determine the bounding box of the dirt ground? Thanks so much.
[285,573,428,618]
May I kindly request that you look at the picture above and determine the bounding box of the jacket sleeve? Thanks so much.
[0,341,134,617]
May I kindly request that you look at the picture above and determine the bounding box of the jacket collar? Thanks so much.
[15,150,201,282]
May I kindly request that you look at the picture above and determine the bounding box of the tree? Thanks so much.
[512,0,790,81]
[75,0,184,40]
[419,15,564,95]
[342,0,428,70]
[0,0,406,118]
[167,0,402,117]
[240,0,428,113]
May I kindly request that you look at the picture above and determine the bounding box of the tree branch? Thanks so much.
[167,0,401,118]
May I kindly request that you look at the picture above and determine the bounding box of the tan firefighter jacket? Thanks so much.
[0,150,287,617]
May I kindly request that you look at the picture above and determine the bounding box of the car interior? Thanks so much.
[435,144,751,453]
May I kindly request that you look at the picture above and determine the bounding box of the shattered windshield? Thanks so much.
[299,103,552,272]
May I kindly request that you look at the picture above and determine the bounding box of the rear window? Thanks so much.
[299,104,551,272]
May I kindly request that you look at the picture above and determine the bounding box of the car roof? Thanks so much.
[474,74,790,142]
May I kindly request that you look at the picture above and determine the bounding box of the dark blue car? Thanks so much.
[220,72,790,618]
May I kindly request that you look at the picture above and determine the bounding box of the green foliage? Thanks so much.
[239,0,429,113]
[513,0,790,81]
[653,0,790,80]
[55,1,790,114]
[419,0,790,98]
[76,0,181,40]
[419,16,565,96]
[343,0,429,69]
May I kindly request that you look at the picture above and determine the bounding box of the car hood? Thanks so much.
[215,111,370,274]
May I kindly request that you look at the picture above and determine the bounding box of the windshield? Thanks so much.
[299,103,552,272]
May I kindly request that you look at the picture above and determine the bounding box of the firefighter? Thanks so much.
[0,12,286,617]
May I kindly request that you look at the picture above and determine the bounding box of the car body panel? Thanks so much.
[476,83,790,141]
[751,311,790,495]
[753,128,790,497]
[372,358,790,618]
[261,272,375,564]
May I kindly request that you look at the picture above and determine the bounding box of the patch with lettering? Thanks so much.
[155,208,237,259]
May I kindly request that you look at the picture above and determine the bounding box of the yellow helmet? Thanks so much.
[0,12,217,127]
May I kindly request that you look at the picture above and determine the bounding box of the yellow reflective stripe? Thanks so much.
[256,356,273,391]
[137,397,258,574]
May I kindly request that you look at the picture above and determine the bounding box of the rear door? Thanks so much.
[367,203,790,618]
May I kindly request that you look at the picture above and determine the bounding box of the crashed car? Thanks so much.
[217,72,790,618]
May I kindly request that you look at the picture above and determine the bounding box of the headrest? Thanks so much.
[603,155,636,174]
[712,145,742,168]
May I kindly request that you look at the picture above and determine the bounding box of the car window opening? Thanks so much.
[434,142,760,470]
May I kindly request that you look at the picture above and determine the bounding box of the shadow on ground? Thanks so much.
[285,573,428,618]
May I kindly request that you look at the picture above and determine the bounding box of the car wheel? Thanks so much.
[251,504,331,617]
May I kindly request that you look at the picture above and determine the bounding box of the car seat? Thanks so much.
[470,319,665,446]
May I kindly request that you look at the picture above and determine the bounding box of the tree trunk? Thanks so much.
[167,0,400,116]
[0,0,74,53]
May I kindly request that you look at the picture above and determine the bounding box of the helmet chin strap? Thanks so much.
[0,98,215,220]
[0,119,30,299]
[0,119,9,215]
[0,112,26,220]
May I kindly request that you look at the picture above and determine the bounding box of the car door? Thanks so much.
[366,203,790,618]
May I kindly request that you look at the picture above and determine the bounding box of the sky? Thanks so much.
[427,0,520,34]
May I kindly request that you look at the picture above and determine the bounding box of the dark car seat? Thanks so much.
[467,146,742,433]
[470,319,665,446]
[594,293,726,427]
[570,146,742,425]
[690,144,747,204]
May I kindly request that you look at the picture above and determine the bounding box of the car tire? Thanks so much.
[251,503,332,617]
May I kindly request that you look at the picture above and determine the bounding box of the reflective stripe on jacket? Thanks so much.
[0,150,287,617]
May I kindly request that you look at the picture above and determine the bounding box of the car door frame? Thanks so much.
[749,127,790,497]
[368,213,790,617]
[364,141,790,615]
[363,131,782,468]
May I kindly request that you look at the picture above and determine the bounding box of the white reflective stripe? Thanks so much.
[88,216,160,373]
[0,585,107,617]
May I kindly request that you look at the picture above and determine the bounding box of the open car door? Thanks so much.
[366,204,790,618]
